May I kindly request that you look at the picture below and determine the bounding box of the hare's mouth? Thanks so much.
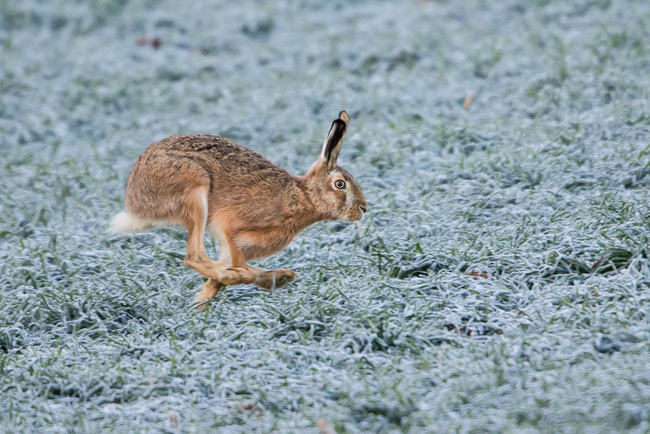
[348,205,366,221]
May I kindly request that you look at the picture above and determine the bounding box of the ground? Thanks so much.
[1,0,649,432]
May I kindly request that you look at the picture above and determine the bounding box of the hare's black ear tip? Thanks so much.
[331,119,346,130]
[338,110,350,122]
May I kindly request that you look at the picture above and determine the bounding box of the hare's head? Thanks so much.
[304,111,367,222]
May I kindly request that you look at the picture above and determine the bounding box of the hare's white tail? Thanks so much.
[109,211,153,233]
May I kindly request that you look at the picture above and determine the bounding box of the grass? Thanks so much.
[1,0,650,432]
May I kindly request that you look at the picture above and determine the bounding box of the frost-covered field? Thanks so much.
[1,0,650,432]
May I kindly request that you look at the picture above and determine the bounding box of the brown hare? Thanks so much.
[110,111,366,309]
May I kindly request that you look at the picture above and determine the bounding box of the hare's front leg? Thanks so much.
[250,266,297,290]
[192,279,224,311]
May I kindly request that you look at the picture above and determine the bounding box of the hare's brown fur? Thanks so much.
[111,112,366,309]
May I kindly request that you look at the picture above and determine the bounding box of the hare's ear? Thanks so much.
[318,111,349,170]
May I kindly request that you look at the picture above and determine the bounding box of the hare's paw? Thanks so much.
[192,279,224,311]
[275,269,297,285]
[254,269,296,290]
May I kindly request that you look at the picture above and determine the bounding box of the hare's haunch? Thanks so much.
[110,111,366,310]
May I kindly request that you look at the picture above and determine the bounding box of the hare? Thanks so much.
[110,111,366,309]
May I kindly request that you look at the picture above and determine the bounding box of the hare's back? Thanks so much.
[141,134,292,184]
[150,134,284,172]
[149,134,254,159]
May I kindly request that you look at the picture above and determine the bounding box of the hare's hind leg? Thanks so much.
[208,224,295,291]
[192,260,294,311]
[182,187,256,286]
[251,266,297,290]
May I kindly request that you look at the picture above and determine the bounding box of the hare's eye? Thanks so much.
[334,179,346,189]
